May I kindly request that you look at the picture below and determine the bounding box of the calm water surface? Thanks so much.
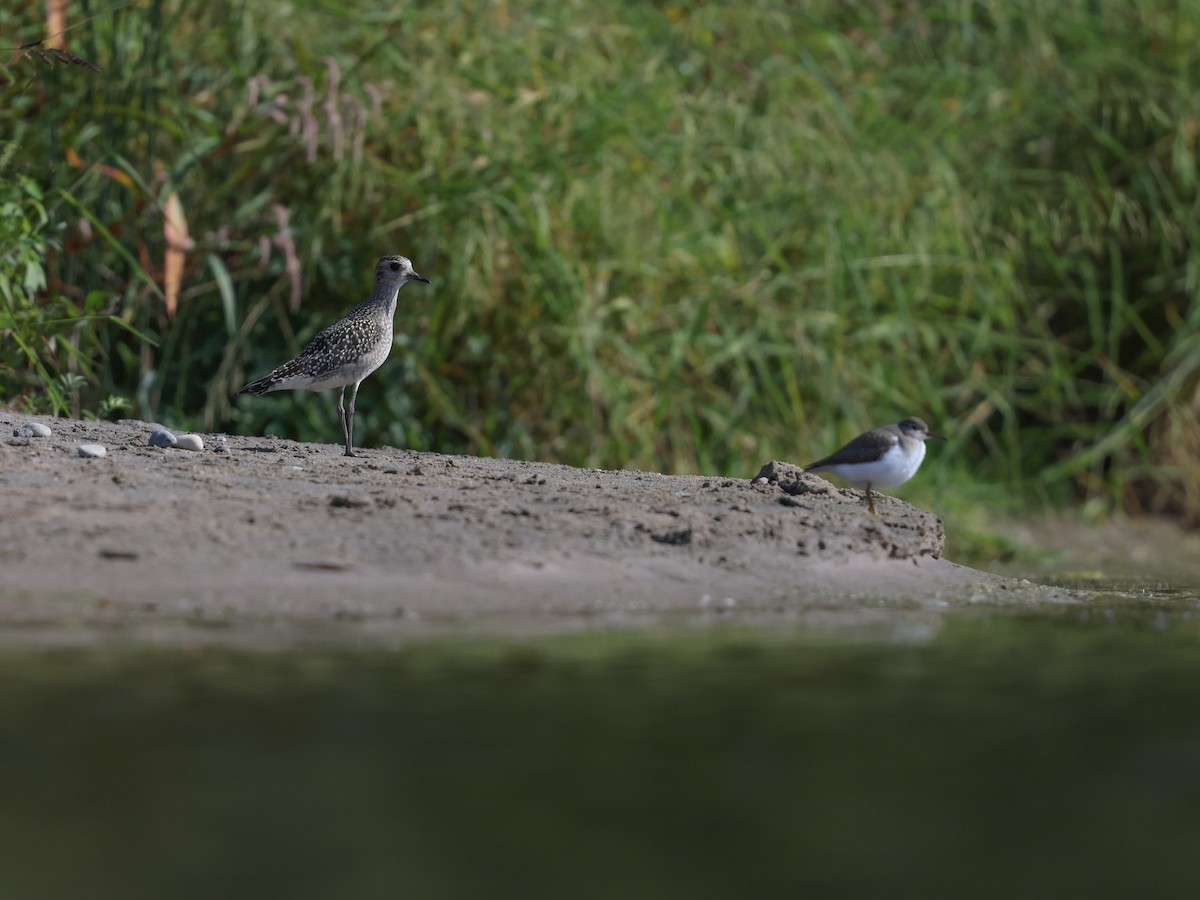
[2,581,1200,899]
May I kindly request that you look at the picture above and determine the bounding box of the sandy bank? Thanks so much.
[0,413,1081,646]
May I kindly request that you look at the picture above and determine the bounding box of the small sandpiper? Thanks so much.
[236,254,431,457]
[803,416,945,514]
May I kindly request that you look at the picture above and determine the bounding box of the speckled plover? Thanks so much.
[236,255,431,457]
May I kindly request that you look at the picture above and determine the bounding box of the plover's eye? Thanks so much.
[389,261,401,272]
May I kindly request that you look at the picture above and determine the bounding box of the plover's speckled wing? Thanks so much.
[283,309,388,388]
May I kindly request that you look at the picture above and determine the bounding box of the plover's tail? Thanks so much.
[235,372,282,396]
[236,354,320,396]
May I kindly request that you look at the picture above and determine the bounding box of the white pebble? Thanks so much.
[78,443,107,458]
[26,422,52,437]
[149,428,177,448]
[175,434,204,451]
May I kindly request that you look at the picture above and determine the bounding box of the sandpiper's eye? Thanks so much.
[389,262,401,272]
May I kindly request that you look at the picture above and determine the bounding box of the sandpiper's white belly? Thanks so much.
[824,441,926,488]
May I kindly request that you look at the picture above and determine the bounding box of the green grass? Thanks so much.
[2,0,1200,522]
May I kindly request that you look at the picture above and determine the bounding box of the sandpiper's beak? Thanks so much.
[927,431,947,442]
[413,272,431,284]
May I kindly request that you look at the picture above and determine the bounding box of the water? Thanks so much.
[2,585,1200,899]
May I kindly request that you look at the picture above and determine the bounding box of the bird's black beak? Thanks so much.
[927,432,947,442]
[413,272,431,284]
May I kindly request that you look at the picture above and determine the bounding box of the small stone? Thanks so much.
[98,548,138,560]
[26,422,52,437]
[14,426,34,437]
[175,434,204,451]
[329,494,369,509]
[149,428,177,448]
[78,443,107,458]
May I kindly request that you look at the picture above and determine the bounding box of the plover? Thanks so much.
[803,416,945,514]
[236,254,431,457]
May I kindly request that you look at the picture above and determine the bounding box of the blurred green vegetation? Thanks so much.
[2,0,1199,521]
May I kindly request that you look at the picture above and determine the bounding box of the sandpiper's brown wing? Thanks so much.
[804,426,898,470]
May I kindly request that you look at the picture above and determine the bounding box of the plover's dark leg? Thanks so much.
[337,386,351,456]
[865,484,877,515]
[343,381,362,457]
